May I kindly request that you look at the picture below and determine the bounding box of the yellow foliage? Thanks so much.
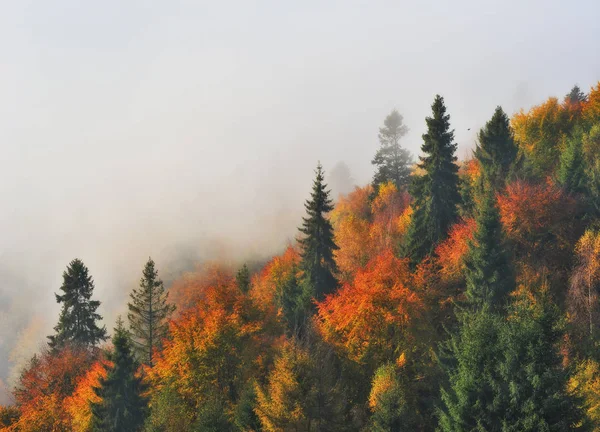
[569,359,600,428]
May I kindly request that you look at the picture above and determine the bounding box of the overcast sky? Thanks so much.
[1,0,599,403]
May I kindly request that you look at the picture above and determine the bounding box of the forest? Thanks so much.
[2,82,600,431]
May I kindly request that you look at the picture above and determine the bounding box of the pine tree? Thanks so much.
[475,106,518,190]
[403,95,461,266]
[372,109,412,192]
[558,134,587,195]
[128,258,175,366]
[48,258,107,349]
[91,318,148,432]
[464,189,514,309]
[298,162,339,301]
[235,263,251,294]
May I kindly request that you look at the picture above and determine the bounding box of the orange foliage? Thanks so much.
[250,246,300,312]
[333,182,411,282]
[317,249,422,364]
[370,182,411,254]
[498,180,577,258]
[63,360,108,432]
[13,345,96,431]
[148,281,269,420]
[435,217,477,282]
[169,262,234,312]
[583,82,600,126]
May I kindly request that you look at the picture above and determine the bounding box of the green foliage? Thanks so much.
[558,134,587,195]
[498,290,586,431]
[369,363,416,432]
[236,263,251,293]
[372,109,412,192]
[91,318,148,432]
[48,258,107,349]
[128,257,175,366]
[403,95,461,266]
[193,398,234,432]
[298,162,339,301]
[274,263,309,337]
[464,190,514,309]
[475,106,518,190]
[439,290,588,431]
[233,382,262,432]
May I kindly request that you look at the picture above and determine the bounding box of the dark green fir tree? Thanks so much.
[565,84,588,105]
[499,288,587,431]
[475,106,518,190]
[403,95,461,266]
[372,109,412,192]
[92,318,148,432]
[298,162,339,301]
[128,257,175,366]
[48,258,107,349]
[558,134,587,195]
[464,188,514,309]
[235,263,251,294]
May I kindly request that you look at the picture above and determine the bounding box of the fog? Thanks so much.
[1,0,599,403]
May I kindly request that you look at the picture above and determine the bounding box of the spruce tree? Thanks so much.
[91,318,148,431]
[565,85,588,105]
[298,162,339,301]
[464,188,514,309]
[475,106,518,190]
[558,134,587,195]
[372,109,412,192]
[128,257,175,366]
[438,306,505,432]
[235,263,251,293]
[499,289,587,431]
[403,95,461,266]
[48,258,107,349]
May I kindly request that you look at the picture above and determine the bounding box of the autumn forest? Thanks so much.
[3,83,600,431]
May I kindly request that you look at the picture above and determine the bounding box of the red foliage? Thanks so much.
[169,262,234,312]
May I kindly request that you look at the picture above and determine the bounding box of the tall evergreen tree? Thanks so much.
[403,95,461,266]
[372,109,412,192]
[565,85,588,105]
[235,263,251,294]
[464,189,514,309]
[558,134,587,195]
[91,318,148,431]
[498,289,587,431]
[128,258,175,366]
[298,162,339,301]
[475,106,518,190]
[438,306,505,432]
[48,258,107,349]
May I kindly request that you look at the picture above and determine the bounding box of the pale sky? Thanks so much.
[1,0,599,402]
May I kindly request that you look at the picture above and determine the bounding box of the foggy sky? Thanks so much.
[1,0,600,403]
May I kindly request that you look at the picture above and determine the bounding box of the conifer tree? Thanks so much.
[499,289,587,431]
[48,258,107,349]
[565,85,588,105]
[464,189,514,309]
[403,95,461,266]
[372,109,412,192]
[235,263,251,293]
[558,134,587,195]
[298,162,339,301]
[475,106,518,190]
[91,318,148,431]
[438,306,505,431]
[128,258,175,366]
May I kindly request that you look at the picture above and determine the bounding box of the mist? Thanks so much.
[1,0,599,404]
